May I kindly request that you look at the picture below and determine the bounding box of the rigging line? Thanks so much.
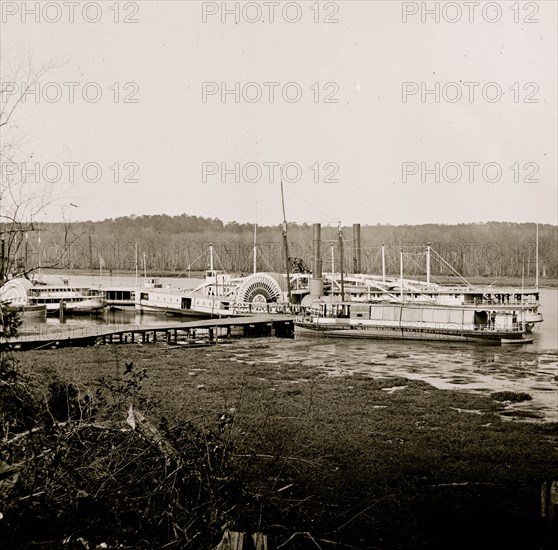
[427,267,468,287]
[359,245,387,251]
[383,261,399,276]
[256,246,275,272]
[239,257,252,275]
[431,250,469,284]
[211,248,227,273]
[288,220,342,226]
[173,248,210,276]
[361,248,382,272]
[404,254,428,279]
[430,248,470,286]
[429,274,453,287]
[172,264,193,278]
[235,241,274,273]
[281,181,338,223]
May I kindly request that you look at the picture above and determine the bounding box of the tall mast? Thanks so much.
[381,243,386,283]
[535,223,539,289]
[253,223,257,274]
[38,228,41,277]
[330,243,335,285]
[253,202,258,274]
[426,243,431,287]
[135,242,138,288]
[400,247,404,301]
[89,235,93,271]
[24,232,28,273]
[209,243,214,272]
[280,179,292,303]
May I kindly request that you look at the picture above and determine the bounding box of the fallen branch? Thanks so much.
[277,532,361,549]
[334,502,380,533]
[126,405,181,467]
[213,529,269,550]
[234,454,323,467]
[3,421,119,446]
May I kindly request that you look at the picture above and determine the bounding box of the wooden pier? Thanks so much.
[5,316,296,351]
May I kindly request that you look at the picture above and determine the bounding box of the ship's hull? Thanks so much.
[9,304,48,321]
[295,320,530,344]
[107,301,135,310]
[135,303,212,317]
[43,299,107,314]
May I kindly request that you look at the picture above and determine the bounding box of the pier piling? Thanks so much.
[7,315,296,350]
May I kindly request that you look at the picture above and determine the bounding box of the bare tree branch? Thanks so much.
[1,58,76,283]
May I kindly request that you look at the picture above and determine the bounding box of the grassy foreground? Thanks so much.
[5,341,558,549]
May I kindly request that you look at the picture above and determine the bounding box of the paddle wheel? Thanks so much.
[0,278,32,306]
[234,273,284,304]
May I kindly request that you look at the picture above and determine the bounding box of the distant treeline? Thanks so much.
[15,215,558,280]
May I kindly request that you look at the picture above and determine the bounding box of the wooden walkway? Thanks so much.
[5,315,296,351]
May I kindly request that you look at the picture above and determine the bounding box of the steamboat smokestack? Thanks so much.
[353,223,361,274]
[310,223,323,297]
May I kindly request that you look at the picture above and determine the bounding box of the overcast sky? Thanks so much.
[1,0,557,226]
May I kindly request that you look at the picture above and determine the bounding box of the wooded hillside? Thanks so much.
[12,216,558,280]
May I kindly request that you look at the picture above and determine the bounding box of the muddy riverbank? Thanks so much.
[11,343,558,549]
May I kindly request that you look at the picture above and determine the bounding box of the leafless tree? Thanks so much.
[1,58,82,283]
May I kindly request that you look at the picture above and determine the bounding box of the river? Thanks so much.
[22,276,558,423]
[228,288,557,422]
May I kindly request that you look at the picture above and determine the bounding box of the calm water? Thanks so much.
[23,280,558,423]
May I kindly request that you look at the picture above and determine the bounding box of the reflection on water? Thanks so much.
[20,289,558,423]
[41,309,200,328]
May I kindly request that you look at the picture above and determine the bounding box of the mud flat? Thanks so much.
[12,342,558,549]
